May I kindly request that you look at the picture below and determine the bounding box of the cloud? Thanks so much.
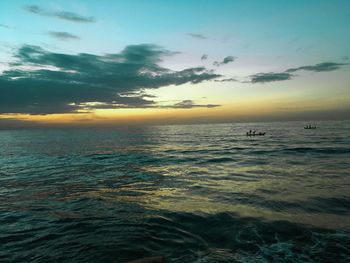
[167,100,219,109]
[213,56,236,66]
[72,99,220,110]
[0,44,220,114]
[0,24,11,29]
[286,62,349,73]
[119,90,157,99]
[24,5,95,23]
[201,54,208,60]
[250,62,349,83]
[250,72,293,83]
[187,33,207,40]
[214,77,237,82]
[49,31,80,41]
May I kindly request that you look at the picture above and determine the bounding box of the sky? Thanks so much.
[1,0,350,128]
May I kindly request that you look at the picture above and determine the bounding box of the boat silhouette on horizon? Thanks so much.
[246,131,265,136]
[304,125,317,129]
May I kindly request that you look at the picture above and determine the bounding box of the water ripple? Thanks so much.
[0,121,349,262]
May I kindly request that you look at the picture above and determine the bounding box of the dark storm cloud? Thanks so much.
[187,33,207,40]
[213,56,236,66]
[49,31,80,41]
[250,72,293,83]
[286,62,349,73]
[0,44,220,114]
[24,5,95,23]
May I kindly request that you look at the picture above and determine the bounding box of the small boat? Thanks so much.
[246,132,265,136]
[304,126,316,129]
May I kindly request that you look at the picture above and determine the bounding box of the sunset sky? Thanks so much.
[1,0,350,127]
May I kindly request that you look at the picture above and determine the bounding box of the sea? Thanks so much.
[0,121,349,263]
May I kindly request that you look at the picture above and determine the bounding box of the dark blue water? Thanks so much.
[1,121,349,262]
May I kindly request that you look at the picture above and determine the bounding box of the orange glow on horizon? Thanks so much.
[1,95,349,127]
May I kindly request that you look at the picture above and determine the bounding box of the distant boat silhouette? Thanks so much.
[246,131,265,136]
[304,125,316,129]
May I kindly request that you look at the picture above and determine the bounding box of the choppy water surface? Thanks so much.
[0,121,349,262]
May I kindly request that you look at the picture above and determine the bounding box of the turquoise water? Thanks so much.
[0,121,349,262]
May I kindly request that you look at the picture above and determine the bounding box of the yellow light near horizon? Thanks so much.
[1,93,349,127]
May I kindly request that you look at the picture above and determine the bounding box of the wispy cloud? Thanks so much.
[0,44,220,114]
[250,62,349,83]
[0,24,11,29]
[286,62,349,73]
[213,56,237,66]
[167,100,219,109]
[250,72,293,83]
[49,31,80,41]
[214,77,237,82]
[24,5,95,23]
[187,33,207,40]
[74,100,220,110]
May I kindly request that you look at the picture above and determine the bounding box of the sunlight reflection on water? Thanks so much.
[0,121,349,262]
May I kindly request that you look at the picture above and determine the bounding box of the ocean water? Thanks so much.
[0,121,349,263]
